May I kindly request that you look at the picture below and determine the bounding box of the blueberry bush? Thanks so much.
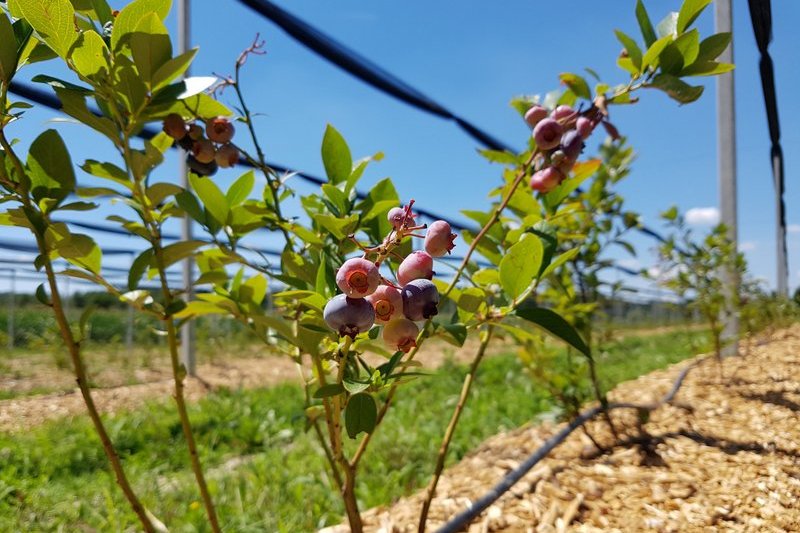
[0,0,734,530]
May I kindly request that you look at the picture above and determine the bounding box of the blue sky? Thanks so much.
[2,0,800,296]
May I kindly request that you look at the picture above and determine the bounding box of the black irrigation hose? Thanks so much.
[436,357,706,533]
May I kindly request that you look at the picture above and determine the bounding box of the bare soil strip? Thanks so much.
[361,328,800,532]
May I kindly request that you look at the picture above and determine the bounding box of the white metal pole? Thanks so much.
[6,270,14,350]
[178,0,196,376]
[716,0,739,357]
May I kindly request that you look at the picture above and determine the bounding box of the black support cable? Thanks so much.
[747,0,786,291]
[8,81,476,233]
[236,0,515,153]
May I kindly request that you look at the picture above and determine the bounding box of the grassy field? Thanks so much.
[0,329,709,532]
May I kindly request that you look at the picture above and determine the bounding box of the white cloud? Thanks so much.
[788,224,800,234]
[685,207,720,226]
[739,241,757,252]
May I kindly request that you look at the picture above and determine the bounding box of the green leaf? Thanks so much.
[35,283,51,306]
[226,170,255,206]
[539,248,580,279]
[321,124,352,185]
[499,233,543,301]
[128,249,153,290]
[11,0,76,58]
[0,13,18,82]
[345,393,377,438]
[616,56,639,77]
[641,35,672,71]
[190,173,229,226]
[111,0,172,51]
[130,13,172,85]
[660,29,699,74]
[681,60,734,77]
[614,30,642,71]
[160,240,205,268]
[54,87,118,142]
[635,0,657,47]
[313,213,359,240]
[80,160,130,187]
[544,159,601,210]
[515,306,590,357]
[558,72,591,100]
[146,182,181,205]
[58,200,97,211]
[151,48,197,91]
[27,129,75,206]
[175,190,204,223]
[313,383,345,399]
[646,73,704,104]
[55,233,102,274]
[70,30,110,80]
[696,32,731,63]
[677,0,712,33]
[656,11,679,39]
[342,379,370,395]
[32,74,92,94]
[478,149,518,165]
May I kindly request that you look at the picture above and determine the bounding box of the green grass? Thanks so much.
[0,329,709,532]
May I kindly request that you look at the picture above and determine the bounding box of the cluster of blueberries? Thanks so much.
[323,206,457,353]
[162,114,239,176]
[524,104,598,193]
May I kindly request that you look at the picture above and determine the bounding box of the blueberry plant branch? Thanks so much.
[0,17,159,532]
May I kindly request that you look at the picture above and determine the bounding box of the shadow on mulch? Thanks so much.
[583,428,800,463]
[739,390,800,412]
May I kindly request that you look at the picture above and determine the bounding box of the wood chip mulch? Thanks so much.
[360,328,800,533]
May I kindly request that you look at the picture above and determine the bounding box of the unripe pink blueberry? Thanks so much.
[576,116,594,139]
[336,258,381,297]
[215,144,239,168]
[551,105,575,122]
[532,118,563,150]
[366,284,403,323]
[187,123,204,140]
[206,116,235,143]
[397,251,434,286]
[523,105,548,128]
[192,139,216,164]
[323,294,375,337]
[388,206,416,230]
[424,220,457,257]
[382,318,420,353]
[163,113,187,140]
[530,167,564,193]
[402,279,440,321]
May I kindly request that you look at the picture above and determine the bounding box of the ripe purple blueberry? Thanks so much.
[163,113,187,140]
[523,105,548,128]
[192,139,216,164]
[532,118,563,150]
[382,318,420,353]
[366,284,403,323]
[402,279,439,321]
[323,294,375,338]
[186,155,218,177]
[336,258,381,297]
[424,220,456,257]
[576,116,594,139]
[215,144,239,168]
[530,167,563,193]
[187,123,204,141]
[397,251,434,286]
[206,117,235,143]
[560,130,583,164]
